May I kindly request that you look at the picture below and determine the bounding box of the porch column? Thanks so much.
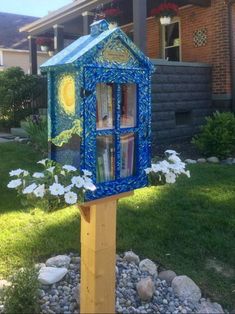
[28,35,37,75]
[82,11,94,35]
[53,24,64,53]
[133,0,147,53]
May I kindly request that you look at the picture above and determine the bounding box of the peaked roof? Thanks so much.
[0,12,38,50]
[41,20,154,72]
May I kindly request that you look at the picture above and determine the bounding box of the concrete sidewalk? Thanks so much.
[0,133,15,143]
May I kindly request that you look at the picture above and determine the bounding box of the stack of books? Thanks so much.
[120,134,135,178]
[97,137,115,183]
[96,83,114,130]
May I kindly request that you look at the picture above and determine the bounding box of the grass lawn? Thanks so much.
[0,142,235,310]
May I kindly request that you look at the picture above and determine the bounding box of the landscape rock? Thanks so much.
[196,300,224,314]
[136,277,155,301]
[207,157,219,163]
[158,270,177,285]
[123,251,140,265]
[185,159,197,164]
[139,259,158,275]
[197,158,207,163]
[172,275,201,304]
[38,267,68,285]
[73,284,80,305]
[46,255,71,268]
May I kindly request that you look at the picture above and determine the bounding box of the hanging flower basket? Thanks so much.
[151,2,179,25]
[103,7,123,24]
[36,37,53,52]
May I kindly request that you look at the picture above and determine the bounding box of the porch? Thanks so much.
[20,0,212,74]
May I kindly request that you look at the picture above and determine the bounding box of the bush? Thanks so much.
[23,115,48,154]
[192,111,235,158]
[3,267,39,314]
[0,67,45,129]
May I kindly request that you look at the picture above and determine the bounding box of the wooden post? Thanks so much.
[79,192,133,314]
[28,35,37,75]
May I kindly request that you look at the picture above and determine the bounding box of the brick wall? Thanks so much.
[122,0,232,103]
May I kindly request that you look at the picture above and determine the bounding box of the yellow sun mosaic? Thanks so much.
[58,75,76,115]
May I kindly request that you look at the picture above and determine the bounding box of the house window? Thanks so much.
[162,20,181,61]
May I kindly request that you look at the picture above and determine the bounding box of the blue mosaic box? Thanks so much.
[41,19,154,201]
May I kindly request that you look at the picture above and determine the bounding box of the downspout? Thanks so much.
[228,0,235,112]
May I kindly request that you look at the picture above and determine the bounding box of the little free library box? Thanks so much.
[41,19,154,201]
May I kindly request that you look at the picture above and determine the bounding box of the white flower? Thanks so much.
[82,169,92,177]
[165,172,176,184]
[33,172,45,179]
[71,176,85,188]
[23,183,37,194]
[144,167,152,175]
[83,177,96,191]
[9,169,24,177]
[46,166,55,174]
[165,150,179,156]
[7,179,22,188]
[168,154,181,164]
[61,170,66,176]
[64,192,78,205]
[62,165,77,172]
[37,159,49,166]
[23,170,29,177]
[49,183,65,196]
[64,184,73,193]
[33,184,45,198]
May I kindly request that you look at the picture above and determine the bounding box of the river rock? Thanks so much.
[172,275,201,304]
[197,158,207,163]
[158,270,176,285]
[38,267,68,285]
[46,255,71,268]
[136,277,155,301]
[196,300,224,313]
[207,157,219,163]
[123,251,140,265]
[185,159,197,164]
[139,259,158,275]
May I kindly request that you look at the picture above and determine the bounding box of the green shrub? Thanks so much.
[23,115,48,154]
[0,67,45,129]
[3,267,39,314]
[192,111,235,158]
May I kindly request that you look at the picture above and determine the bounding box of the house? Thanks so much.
[0,12,49,73]
[19,0,235,147]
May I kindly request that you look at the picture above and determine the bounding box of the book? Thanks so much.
[120,134,135,177]
[96,83,114,130]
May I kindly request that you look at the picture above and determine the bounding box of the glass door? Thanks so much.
[95,82,137,184]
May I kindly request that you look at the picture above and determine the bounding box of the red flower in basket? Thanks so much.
[36,37,53,47]
[151,2,179,18]
[103,7,123,18]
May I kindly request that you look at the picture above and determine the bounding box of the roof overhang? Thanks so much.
[20,0,111,35]
[20,0,212,36]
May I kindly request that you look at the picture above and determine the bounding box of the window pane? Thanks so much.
[96,83,115,130]
[165,22,179,47]
[96,136,115,183]
[120,133,135,178]
[120,84,137,128]
[165,46,180,61]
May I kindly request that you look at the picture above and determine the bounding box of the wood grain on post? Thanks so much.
[79,192,133,314]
